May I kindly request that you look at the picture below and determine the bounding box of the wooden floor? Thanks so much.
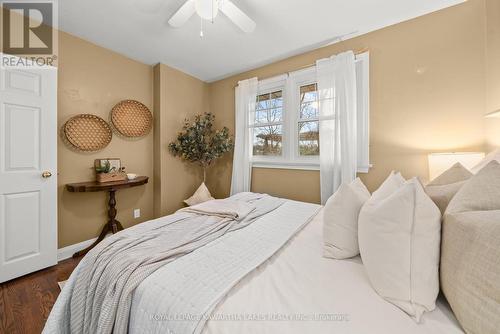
[0,257,81,334]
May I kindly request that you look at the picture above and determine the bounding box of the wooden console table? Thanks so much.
[66,176,149,257]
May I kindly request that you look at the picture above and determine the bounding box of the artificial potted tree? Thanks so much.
[169,113,233,204]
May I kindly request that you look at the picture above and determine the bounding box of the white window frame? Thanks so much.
[251,52,370,172]
[250,74,288,166]
[289,66,320,166]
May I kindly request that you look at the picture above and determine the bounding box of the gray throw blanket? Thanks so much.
[65,192,283,334]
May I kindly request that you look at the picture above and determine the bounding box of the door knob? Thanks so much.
[42,171,52,178]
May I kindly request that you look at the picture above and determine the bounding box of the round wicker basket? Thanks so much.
[63,114,113,152]
[110,100,152,138]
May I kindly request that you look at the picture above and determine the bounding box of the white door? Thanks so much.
[0,54,57,283]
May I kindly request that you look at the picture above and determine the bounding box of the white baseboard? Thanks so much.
[57,237,97,262]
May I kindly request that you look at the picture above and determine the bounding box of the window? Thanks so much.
[250,52,370,172]
[298,83,319,156]
[252,90,283,156]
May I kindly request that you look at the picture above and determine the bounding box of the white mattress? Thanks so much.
[201,209,464,334]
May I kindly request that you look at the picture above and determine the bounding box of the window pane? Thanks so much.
[255,108,282,124]
[271,97,283,108]
[298,121,319,156]
[257,92,270,102]
[256,93,269,110]
[300,83,318,103]
[253,125,283,156]
[300,101,318,119]
[256,100,267,110]
[299,83,318,119]
[270,91,283,108]
[271,90,282,99]
[256,90,283,110]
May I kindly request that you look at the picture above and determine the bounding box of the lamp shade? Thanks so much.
[428,152,485,181]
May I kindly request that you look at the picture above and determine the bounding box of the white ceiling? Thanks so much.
[58,0,465,82]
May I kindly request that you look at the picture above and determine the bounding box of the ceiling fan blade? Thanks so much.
[219,0,256,33]
[168,0,196,27]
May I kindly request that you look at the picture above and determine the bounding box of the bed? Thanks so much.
[45,194,463,334]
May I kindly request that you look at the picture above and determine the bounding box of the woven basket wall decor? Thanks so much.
[110,100,152,138]
[63,114,113,152]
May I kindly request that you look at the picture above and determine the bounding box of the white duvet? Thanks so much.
[201,209,463,334]
[124,202,463,334]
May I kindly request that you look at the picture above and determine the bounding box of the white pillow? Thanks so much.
[425,163,472,215]
[427,162,472,186]
[184,182,214,206]
[446,160,500,214]
[471,148,500,174]
[370,171,406,202]
[323,178,370,259]
[358,174,441,322]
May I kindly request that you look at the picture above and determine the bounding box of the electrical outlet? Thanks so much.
[133,209,141,219]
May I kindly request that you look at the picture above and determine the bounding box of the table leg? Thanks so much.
[108,190,124,233]
[72,189,124,258]
[72,223,110,258]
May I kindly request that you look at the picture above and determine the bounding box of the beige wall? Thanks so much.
[208,0,488,201]
[58,38,210,247]
[251,168,321,203]
[58,32,154,248]
[24,0,500,247]
[153,64,211,217]
[485,0,500,148]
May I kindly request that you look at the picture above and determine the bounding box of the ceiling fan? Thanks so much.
[168,0,256,36]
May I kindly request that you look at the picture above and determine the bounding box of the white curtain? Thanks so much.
[316,51,358,204]
[230,77,258,195]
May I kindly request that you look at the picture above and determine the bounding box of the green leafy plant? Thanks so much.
[94,160,120,174]
[95,160,112,174]
[169,113,233,182]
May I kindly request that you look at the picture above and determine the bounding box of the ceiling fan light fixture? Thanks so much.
[168,0,256,34]
[195,0,219,20]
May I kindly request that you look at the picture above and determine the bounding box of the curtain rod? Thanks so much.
[289,47,369,73]
[235,48,369,87]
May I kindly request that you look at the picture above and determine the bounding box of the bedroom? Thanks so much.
[0,0,499,333]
